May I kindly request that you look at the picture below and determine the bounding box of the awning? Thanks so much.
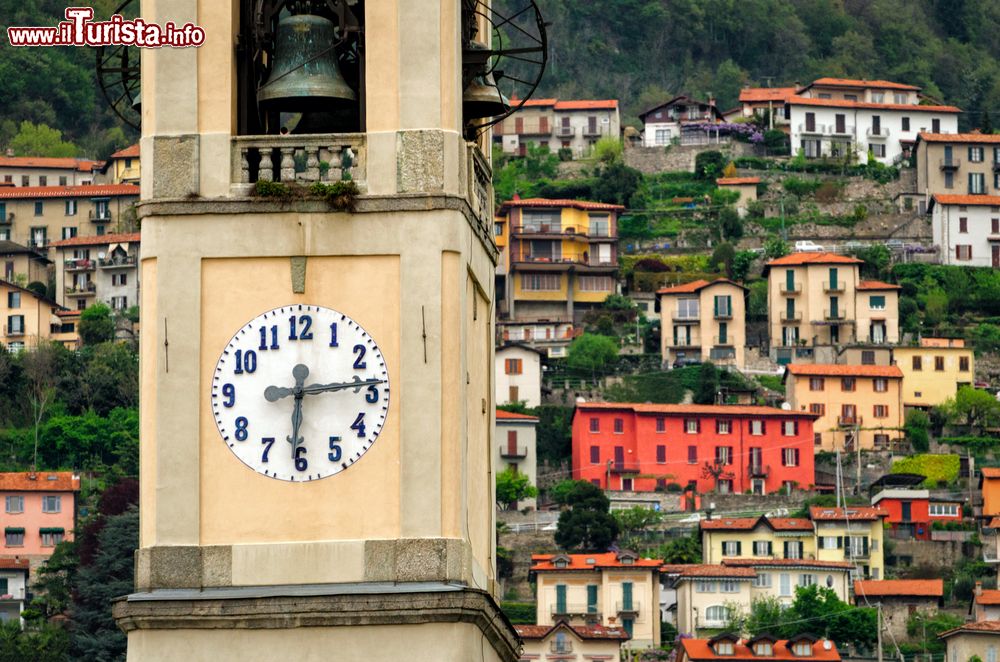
[4,527,24,534]
[39,527,64,535]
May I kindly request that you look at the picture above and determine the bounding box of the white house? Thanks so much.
[0,558,29,626]
[495,409,538,510]
[930,194,1000,267]
[638,96,724,147]
[787,78,959,164]
[495,343,543,407]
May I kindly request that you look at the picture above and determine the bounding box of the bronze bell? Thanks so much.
[463,41,509,120]
[258,13,356,112]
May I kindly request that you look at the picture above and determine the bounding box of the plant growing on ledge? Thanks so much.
[252,180,360,212]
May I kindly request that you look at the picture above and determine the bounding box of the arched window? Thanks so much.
[705,605,730,625]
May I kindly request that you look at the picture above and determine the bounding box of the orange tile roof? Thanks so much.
[50,232,140,248]
[700,517,762,531]
[495,409,539,421]
[932,194,1000,207]
[657,278,747,295]
[766,517,814,531]
[0,471,79,492]
[988,517,1000,528]
[680,637,840,661]
[858,280,901,290]
[530,552,662,572]
[110,144,140,158]
[766,252,863,266]
[514,622,630,641]
[521,98,558,107]
[0,558,29,571]
[576,403,816,419]
[854,579,943,598]
[940,620,1000,638]
[785,364,903,378]
[555,100,619,111]
[739,87,798,103]
[498,197,625,213]
[809,506,888,521]
[788,95,959,113]
[722,558,853,570]
[983,468,1000,478]
[0,183,138,199]
[716,177,761,185]
[976,590,1000,605]
[918,132,1000,144]
[663,564,757,579]
[0,156,100,170]
[810,77,920,91]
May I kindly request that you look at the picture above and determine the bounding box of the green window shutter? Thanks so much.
[786,269,794,291]
[830,296,838,317]
[714,296,719,316]
[0,578,7,595]
[622,582,633,610]
[767,541,773,555]
[587,585,598,612]
[735,541,742,555]
[719,322,727,344]
[556,584,567,613]
[829,267,838,288]
[786,298,794,317]
[727,295,732,313]
[783,541,789,558]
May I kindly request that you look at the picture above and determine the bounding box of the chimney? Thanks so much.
[4,148,12,157]
[976,581,983,597]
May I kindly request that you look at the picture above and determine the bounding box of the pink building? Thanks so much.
[0,472,80,561]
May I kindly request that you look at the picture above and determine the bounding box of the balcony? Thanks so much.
[89,210,111,222]
[939,158,961,171]
[0,213,11,225]
[549,640,574,654]
[780,311,802,322]
[838,415,862,427]
[823,281,845,293]
[993,160,1000,173]
[798,123,825,135]
[499,444,528,459]
[845,549,870,560]
[3,326,25,338]
[609,461,640,474]
[983,547,999,563]
[714,309,733,320]
[516,121,552,137]
[556,126,576,138]
[616,601,640,615]
[65,282,97,297]
[98,255,137,269]
[551,603,600,618]
[233,134,366,187]
[830,124,855,136]
[582,126,606,138]
[669,338,699,349]
[64,259,95,272]
[866,126,889,138]
[779,282,801,294]
[824,309,845,321]
[28,239,49,250]
[713,336,734,347]
[510,224,563,238]
[748,463,770,478]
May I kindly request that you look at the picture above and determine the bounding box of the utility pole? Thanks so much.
[606,459,612,492]
[856,424,862,496]
[877,603,883,662]
[835,450,842,509]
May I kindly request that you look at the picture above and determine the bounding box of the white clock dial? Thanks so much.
[211,304,389,481]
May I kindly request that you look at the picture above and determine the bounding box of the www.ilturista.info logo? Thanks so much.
[7,7,205,47]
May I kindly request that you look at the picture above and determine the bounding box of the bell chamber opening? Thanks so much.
[237,0,365,136]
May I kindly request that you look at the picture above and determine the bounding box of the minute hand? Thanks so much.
[301,376,384,396]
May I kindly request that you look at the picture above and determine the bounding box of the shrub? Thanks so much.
[891,454,960,487]
[782,177,823,198]
[557,147,573,161]
[695,151,726,180]
[905,410,931,453]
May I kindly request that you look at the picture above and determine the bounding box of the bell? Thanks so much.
[463,41,509,120]
[258,13,356,113]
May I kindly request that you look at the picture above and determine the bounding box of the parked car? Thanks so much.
[842,240,867,252]
[673,358,702,369]
[884,239,905,251]
[794,240,824,252]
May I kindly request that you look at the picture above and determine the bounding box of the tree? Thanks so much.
[566,333,619,373]
[695,151,726,180]
[717,207,744,241]
[593,136,623,164]
[744,597,788,638]
[694,362,719,405]
[730,251,757,283]
[905,409,931,453]
[22,342,61,470]
[554,481,619,552]
[982,110,993,134]
[907,611,963,654]
[79,303,115,345]
[495,467,538,510]
[710,242,736,277]
[941,386,1000,434]
[763,236,789,260]
[612,506,663,545]
[657,529,702,564]
[9,121,78,157]
[786,585,877,648]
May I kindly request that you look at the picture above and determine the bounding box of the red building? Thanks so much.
[871,489,963,540]
[572,403,817,495]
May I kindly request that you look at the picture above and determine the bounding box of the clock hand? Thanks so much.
[264,385,294,402]
[283,364,309,458]
[301,376,385,396]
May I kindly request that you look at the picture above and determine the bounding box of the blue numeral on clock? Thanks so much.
[233,350,257,374]
[353,344,366,369]
[234,416,249,441]
[351,412,366,437]
[365,385,378,403]
[222,383,236,407]
[328,436,342,461]
[258,326,278,350]
[261,437,275,462]
[329,323,339,347]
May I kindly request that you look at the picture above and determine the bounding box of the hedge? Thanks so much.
[891,454,960,487]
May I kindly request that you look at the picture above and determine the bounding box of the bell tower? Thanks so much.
[113,1,526,659]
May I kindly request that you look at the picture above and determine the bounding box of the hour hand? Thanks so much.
[265,385,295,402]
[301,376,384,396]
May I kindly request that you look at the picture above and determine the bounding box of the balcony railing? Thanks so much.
[233,134,366,187]
[713,336,734,346]
[582,126,607,138]
[89,210,111,222]
[780,311,802,322]
[556,126,576,138]
[65,283,97,297]
[825,309,845,321]
[714,309,733,320]
[669,339,699,349]
[3,326,25,337]
[838,415,862,427]
[550,640,574,654]
[780,282,801,294]
[99,255,137,269]
[551,603,600,617]
[616,601,640,614]
[28,239,48,250]
[823,281,845,293]
[511,224,612,239]
[514,121,552,136]
[866,126,889,138]
[830,124,855,136]
[610,461,640,474]
[748,463,770,478]
[939,158,961,170]
[845,548,870,560]
[64,259,95,272]
[499,445,528,459]
[799,123,825,135]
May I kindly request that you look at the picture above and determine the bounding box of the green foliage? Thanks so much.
[941,386,1000,433]
[850,245,892,280]
[763,236,789,260]
[79,304,115,346]
[9,121,77,157]
[555,481,619,552]
[307,181,360,211]
[730,251,757,283]
[593,137,623,164]
[757,374,784,393]
[496,467,538,509]
[695,151,726,180]
[971,324,1000,354]
[891,454,960,487]
[694,362,720,405]
[613,506,664,545]
[710,242,736,277]
[717,207,743,241]
[741,585,876,647]
[650,529,702,564]
[747,280,769,319]
[566,333,619,372]
[535,405,574,466]
[0,621,69,661]
[782,177,823,198]
[501,602,537,624]
[762,130,788,154]
[605,366,751,405]
[905,409,931,453]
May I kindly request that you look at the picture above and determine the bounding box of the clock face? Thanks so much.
[211,304,389,481]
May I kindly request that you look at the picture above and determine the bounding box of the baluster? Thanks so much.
[329,145,343,181]
[280,147,295,181]
[258,148,274,182]
[240,148,250,184]
[306,146,320,182]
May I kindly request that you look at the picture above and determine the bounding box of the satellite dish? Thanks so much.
[98,252,106,260]
[781,402,792,411]
[823,641,832,650]
[575,397,586,404]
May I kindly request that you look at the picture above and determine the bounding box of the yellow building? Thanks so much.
[700,516,816,565]
[0,184,139,249]
[531,552,662,650]
[715,177,759,217]
[765,252,899,363]
[101,144,141,185]
[497,197,622,325]
[810,506,887,580]
[658,278,747,369]
[0,279,66,352]
[784,364,904,452]
[0,240,50,285]
[893,338,974,408]
[940,622,1000,662]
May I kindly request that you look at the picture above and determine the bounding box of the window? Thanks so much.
[42,495,61,513]
[111,296,128,311]
[714,295,732,318]
[720,580,739,593]
[705,606,729,626]
[4,530,23,547]
[874,378,888,392]
[20,176,28,187]
[935,356,945,371]
[862,350,875,365]
[722,540,741,556]
[970,173,986,194]
[784,541,803,559]
[989,646,997,662]
[656,417,665,433]
[589,417,600,433]
[685,419,699,434]
[956,245,972,261]
[901,117,910,131]
[61,227,76,240]
[41,529,64,547]
[912,356,922,371]
[504,358,522,375]
[959,217,969,233]
[696,580,716,593]
[894,93,907,104]
[677,298,699,319]
[579,276,613,291]
[841,378,856,392]
[783,448,800,467]
[656,445,666,464]
[932,118,941,133]
[869,295,886,310]
[809,378,824,391]
[7,315,24,335]
[793,642,813,656]
[814,432,822,446]
[113,273,128,287]
[874,433,889,447]
[34,201,43,216]
[7,292,19,309]
[799,574,816,587]
[521,273,559,291]
[753,572,772,587]
[809,403,825,416]
[871,92,884,103]
[715,446,733,466]
[930,503,959,516]
[59,176,67,186]
[716,420,731,434]
[750,420,764,436]
[780,573,791,596]
[687,446,697,464]
[753,541,771,556]
[783,420,798,437]
[871,143,885,158]
[755,642,774,656]
[713,639,734,655]
[4,496,23,513]
[970,146,985,163]
[944,170,954,188]
[873,405,888,418]
[613,418,624,434]
[960,356,970,371]
[65,200,77,216]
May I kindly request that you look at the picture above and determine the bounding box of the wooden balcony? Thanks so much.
[499,445,528,459]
